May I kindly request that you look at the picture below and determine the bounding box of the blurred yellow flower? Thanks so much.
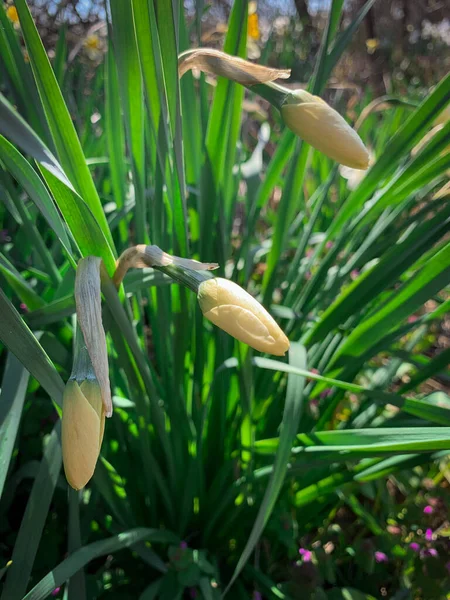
[84,34,100,50]
[366,38,379,54]
[6,5,19,25]
[83,34,102,60]
[248,3,260,41]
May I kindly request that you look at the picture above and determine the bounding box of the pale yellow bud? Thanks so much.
[280,90,370,169]
[198,278,290,356]
[62,379,105,490]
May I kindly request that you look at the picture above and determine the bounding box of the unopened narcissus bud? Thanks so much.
[62,379,105,490]
[280,90,369,169]
[198,278,290,355]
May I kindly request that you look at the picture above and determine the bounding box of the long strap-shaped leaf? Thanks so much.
[0,92,70,188]
[1,424,62,600]
[224,343,307,595]
[109,2,146,242]
[330,241,450,370]
[23,528,179,600]
[0,353,30,499]
[0,288,64,405]
[13,0,115,254]
[0,133,73,254]
[329,71,450,236]
[255,427,450,455]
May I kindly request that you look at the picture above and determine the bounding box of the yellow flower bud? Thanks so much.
[280,90,369,169]
[198,278,290,356]
[62,379,105,490]
[6,6,19,25]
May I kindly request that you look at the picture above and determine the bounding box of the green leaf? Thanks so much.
[329,72,450,235]
[40,167,116,274]
[2,424,62,600]
[225,343,306,593]
[13,0,115,253]
[0,252,45,310]
[104,46,127,243]
[109,3,146,242]
[0,288,64,406]
[0,353,30,498]
[331,242,450,370]
[67,489,86,600]
[256,427,450,456]
[23,528,179,600]
[0,92,71,188]
[305,203,450,345]
[0,133,72,253]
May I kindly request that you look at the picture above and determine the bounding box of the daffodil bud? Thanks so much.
[280,90,369,169]
[62,378,105,490]
[197,278,290,355]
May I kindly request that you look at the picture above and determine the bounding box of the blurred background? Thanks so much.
[14,0,450,91]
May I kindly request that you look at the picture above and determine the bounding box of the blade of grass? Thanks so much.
[0,288,64,406]
[23,528,179,600]
[330,242,450,371]
[1,424,62,600]
[224,343,306,594]
[13,0,115,251]
[67,489,86,600]
[40,167,116,273]
[104,45,127,244]
[0,134,73,255]
[108,5,146,242]
[328,72,450,236]
[255,427,450,455]
[0,92,71,188]
[0,353,30,498]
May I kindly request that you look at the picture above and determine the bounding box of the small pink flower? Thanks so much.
[51,589,61,597]
[374,551,388,563]
[408,315,419,323]
[299,548,312,562]
[423,505,433,514]
[425,528,433,541]
[320,389,333,399]
[180,541,188,549]
[325,241,334,249]
[350,269,360,280]
[20,303,29,313]
[423,548,438,557]
[409,542,420,552]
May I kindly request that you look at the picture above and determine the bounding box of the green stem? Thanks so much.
[245,81,290,110]
[156,264,213,294]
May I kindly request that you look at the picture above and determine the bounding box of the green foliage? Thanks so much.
[0,1,449,599]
